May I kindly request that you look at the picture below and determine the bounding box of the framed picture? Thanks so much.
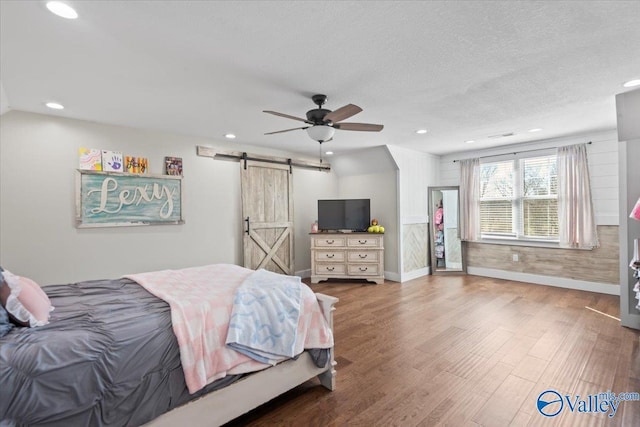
[165,156,183,176]
[102,150,123,172]
[79,148,102,171]
[76,170,184,228]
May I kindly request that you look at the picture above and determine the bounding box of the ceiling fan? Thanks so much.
[263,94,384,144]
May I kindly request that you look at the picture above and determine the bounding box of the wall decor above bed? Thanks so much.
[75,170,184,228]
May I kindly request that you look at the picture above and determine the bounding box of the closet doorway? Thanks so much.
[240,160,294,275]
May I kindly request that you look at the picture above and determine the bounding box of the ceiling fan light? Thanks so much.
[306,125,335,143]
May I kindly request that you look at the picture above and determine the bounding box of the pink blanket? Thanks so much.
[125,264,333,394]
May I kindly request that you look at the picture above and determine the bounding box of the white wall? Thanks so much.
[387,145,439,221]
[387,145,439,280]
[0,80,9,116]
[0,111,339,284]
[439,129,620,225]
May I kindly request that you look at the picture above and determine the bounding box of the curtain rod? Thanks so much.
[452,141,592,163]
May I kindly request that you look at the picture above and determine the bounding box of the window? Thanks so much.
[480,154,558,241]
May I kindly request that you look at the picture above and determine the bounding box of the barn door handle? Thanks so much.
[245,217,250,234]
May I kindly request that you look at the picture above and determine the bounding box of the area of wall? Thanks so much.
[336,170,399,279]
[0,111,339,284]
[617,87,640,329]
[387,145,439,279]
[292,167,339,277]
[439,130,620,292]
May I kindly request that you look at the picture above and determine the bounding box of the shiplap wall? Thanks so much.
[438,130,620,291]
[439,130,620,224]
[387,145,440,220]
[387,145,439,280]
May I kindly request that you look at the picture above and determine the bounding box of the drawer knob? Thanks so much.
[359,267,368,272]
[359,254,368,258]
[327,267,335,271]
[326,254,335,258]
[326,240,334,244]
[359,240,367,244]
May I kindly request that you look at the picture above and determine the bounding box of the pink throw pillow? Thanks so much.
[0,270,53,327]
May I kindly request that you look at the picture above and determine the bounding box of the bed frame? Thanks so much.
[146,292,338,427]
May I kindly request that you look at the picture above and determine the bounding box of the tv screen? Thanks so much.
[318,199,370,232]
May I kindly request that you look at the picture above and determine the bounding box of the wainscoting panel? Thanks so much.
[403,223,429,273]
[467,225,619,285]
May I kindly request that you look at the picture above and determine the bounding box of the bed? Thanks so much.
[0,264,338,426]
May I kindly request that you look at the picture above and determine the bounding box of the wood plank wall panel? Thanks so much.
[402,223,429,272]
[467,225,619,284]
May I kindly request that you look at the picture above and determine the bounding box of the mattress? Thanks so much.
[0,278,239,426]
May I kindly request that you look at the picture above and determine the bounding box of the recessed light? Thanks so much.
[416,129,428,134]
[325,151,334,155]
[528,128,543,132]
[224,133,236,139]
[45,102,64,110]
[46,1,78,19]
[465,140,475,144]
[623,79,640,88]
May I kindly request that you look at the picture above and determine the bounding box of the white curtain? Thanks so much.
[557,144,599,249]
[459,158,481,241]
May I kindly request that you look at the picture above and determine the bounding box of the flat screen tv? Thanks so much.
[318,199,370,232]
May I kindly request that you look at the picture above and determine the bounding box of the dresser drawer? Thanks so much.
[313,236,347,247]
[347,250,379,263]
[315,250,346,262]
[347,236,381,248]
[314,264,346,275]
[348,264,380,276]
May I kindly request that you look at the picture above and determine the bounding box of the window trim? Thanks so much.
[479,149,559,245]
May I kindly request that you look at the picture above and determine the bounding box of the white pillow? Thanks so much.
[0,270,54,327]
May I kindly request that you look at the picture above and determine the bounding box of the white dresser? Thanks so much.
[310,233,384,285]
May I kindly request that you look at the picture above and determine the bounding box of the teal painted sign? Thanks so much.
[76,171,183,227]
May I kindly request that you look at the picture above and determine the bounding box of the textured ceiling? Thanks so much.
[1,1,639,157]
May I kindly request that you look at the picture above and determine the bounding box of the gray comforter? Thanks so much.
[0,278,238,426]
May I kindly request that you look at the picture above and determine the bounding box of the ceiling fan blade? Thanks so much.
[264,126,309,135]
[334,123,384,132]
[263,110,312,124]
[323,104,362,123]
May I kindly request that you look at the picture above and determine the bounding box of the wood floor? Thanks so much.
[225,275,640,427]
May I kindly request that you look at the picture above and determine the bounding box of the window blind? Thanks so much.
[480,154,558,241]
[480,160,514,236]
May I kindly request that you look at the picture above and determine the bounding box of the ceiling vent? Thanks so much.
[487,132,515,138]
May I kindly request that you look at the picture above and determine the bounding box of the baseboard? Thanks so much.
[467,267,620,296]
[384,271,401,282]
[399,267,431,282]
